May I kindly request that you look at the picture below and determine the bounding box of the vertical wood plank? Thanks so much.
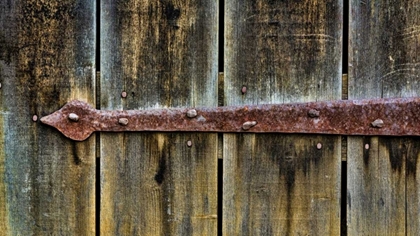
[348,1,420,235]
[0,0,96,235]
[224,0,342,235]
[100,0,218,235]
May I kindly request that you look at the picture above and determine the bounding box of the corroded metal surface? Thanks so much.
[41,98,420,141]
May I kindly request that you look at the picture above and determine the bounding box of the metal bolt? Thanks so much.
[118,118,129,126]
[371,119,384,128]
[365,144,370,150]
[316,143,322,150]
[242,121,257,130]
[32,115,38,122]
[68,113,79,122]
[121,91,127,98]
[308,109,320,118]
[186,109,197,118]
[241,86,247,94]
[187,140,192,147]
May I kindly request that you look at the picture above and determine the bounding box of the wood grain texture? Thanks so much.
[348,1,420,235]
[0,0,96,235]
[224,0,342,235]
[100,0,218,235]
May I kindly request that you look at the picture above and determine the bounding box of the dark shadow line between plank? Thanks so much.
[95,1,101,236]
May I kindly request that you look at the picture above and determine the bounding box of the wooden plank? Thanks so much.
[100,0,218,235]
[224,0,342,235]
[0,1,96,235]
[348,1,420,235]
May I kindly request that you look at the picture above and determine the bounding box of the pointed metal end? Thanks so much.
[41,100,96,141]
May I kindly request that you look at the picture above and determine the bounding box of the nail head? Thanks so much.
[316,143,322,150]
[241,86,247,94]
[121,91,127,98]
[242,121,257,130]
[308,109,320,118]
[187,109,197,118]
[371,119,384,128]
[68,113,79,122]
[32,115,38,122]
[187,140,192,147]
[365,144,370,150]
[119,118,129,126]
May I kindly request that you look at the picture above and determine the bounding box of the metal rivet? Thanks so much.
[242,121,257,130]
[371,119,384,128]
[187,140,192,147]
[0,83,2,89]
[68,113,79,122]
[241,86,247,94]
[118,118,129,126]
[32,115,38,122]
[187,109,197,118]
[121,91,127,98]
[308,109,320,118]
[365,144,370,150]
[316,143,322,150]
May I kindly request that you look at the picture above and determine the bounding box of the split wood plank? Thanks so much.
[0,1,96,235]
[224,0,343,235]
[100,0,218,235]
[348,0,420,235]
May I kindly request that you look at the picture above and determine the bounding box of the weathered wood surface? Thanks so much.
[348,0,420,235]
[224,0,342,235]
[0,1,96,235]
[100,0,218,235]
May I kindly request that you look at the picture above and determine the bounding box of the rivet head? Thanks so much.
[32,115,38,122]
[365,144,370,150]
[371,119,384,128]
[118,118,129,126]
[187,140,192,147]
[241,86,247,94]
[0,83,2,89]
[242,121,257,130]
[316,143,322,150]
[308,109,320,118]
[186,109,197,118]
[121,91,127,98]
[68,113,79,122]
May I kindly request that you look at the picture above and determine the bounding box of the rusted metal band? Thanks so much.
[40,97,420,141]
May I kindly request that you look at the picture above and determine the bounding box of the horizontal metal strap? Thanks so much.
[40,97,420,141]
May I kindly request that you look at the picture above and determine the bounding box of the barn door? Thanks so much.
[1,0,420,235]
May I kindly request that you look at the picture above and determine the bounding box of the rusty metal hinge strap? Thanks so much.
[40,97,420,141]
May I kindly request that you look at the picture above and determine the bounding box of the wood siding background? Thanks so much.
[223,0,342,235]
[100,0,218,235]
[0,0,96,235]
[0,0,419,235]
[348,0,420,235]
